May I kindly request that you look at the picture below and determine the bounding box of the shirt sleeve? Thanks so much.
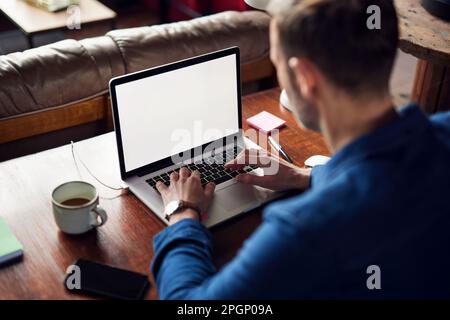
[430,111,450,148]
[311,165,327,188]
[151,207,335,300]
[431,110,450,126]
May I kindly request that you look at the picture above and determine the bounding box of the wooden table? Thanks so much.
[0,0,117,48]
[396,0,450,113]
[0,88,329,299]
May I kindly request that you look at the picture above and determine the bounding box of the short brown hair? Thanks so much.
[273,0,399,94]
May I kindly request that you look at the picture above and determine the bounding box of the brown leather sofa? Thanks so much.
[0,11,274,161]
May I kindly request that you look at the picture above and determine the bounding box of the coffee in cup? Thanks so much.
[52,181,108,235]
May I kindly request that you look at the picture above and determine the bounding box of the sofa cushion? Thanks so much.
[0,36,123,119]
[106,11,271,74]
[0,11,271,120]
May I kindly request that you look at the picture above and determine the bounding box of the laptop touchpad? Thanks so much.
[216,184,261,211]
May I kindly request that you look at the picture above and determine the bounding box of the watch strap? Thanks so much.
[165,200,202,221]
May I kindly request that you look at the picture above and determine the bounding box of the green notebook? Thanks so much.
[0,217,23,266]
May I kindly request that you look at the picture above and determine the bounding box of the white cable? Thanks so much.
[71,141,127,198]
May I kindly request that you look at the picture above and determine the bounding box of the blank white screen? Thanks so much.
[115,54,239,172]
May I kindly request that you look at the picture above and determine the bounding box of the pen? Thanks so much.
[268,136,294,164]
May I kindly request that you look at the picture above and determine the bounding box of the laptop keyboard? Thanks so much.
[146,146,257,190]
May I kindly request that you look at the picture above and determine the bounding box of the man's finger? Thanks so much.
[170,170,179,182]
[179,167,191,179]
[191,170,201,180]
[204,182,216,200]
[156,181,168,193]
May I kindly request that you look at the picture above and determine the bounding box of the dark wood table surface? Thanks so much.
[0,88,330,299]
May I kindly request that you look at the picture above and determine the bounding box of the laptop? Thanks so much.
[109,47,278,227]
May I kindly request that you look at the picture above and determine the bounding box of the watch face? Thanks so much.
[165,200,182,215]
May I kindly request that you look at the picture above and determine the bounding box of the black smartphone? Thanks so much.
[64,259,150,300]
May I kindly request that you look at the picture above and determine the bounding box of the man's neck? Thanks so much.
[319,92,398,154]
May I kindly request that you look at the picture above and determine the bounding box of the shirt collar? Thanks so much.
[324,103,429,172]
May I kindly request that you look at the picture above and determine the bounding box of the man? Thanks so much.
[151,0,450,299]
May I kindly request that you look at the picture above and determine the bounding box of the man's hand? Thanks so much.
[225,149,311,191]
[156,167,216,225]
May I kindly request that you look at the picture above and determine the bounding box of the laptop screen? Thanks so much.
[113,52,240,174]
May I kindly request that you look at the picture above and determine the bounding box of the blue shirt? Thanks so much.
[151,104,450,299]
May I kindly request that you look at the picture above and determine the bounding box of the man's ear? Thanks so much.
[288,58,318,100]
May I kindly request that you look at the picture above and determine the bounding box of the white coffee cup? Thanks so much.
[52,181,108,235]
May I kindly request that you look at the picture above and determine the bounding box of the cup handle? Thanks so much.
[90,206,108,227]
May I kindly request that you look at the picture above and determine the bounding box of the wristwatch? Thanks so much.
[164,200,202,221]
